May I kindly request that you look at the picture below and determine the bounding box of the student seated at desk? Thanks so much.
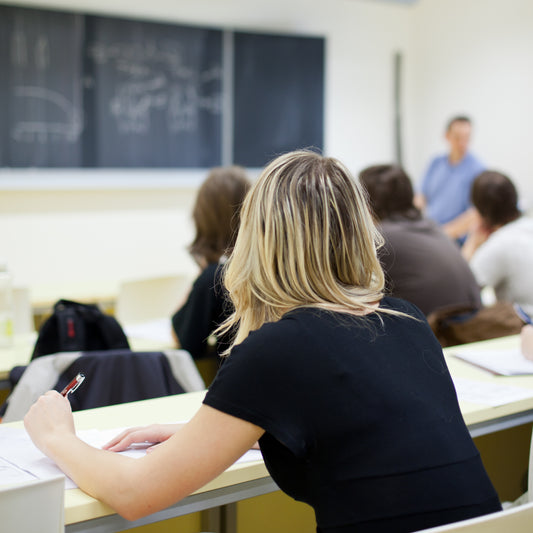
[171,166,251,362]
[462,170,533,316]
[24,151,501,533]
[359,164,481,316]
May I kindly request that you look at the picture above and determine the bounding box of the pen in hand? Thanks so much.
[514,303,533,325]
[61,373,86,397]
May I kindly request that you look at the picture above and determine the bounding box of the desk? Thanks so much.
[3,334,533,532]
[0,333,36,389]
[3,391,278,533]
[443,335,533,437]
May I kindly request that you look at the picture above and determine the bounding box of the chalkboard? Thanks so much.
[233,32,324,168]
[0,6,324,170]
[0,7,85,166]
[81,16,222,167]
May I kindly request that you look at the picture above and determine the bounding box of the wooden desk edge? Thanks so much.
[65,461,270,524]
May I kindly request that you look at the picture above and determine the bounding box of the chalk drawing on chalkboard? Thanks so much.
[86,39,222,136]
[11,86,83,144]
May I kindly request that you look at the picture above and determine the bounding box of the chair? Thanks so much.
[115,274,193,326]
[2,348,205,422]
[0,476,64,532]
[414,501,533,532]
[13,286,34,334]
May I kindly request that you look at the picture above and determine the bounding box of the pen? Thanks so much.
[514,303,533,325]
[61,373,86,397]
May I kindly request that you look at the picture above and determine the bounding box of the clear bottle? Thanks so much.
[0,262,14,348]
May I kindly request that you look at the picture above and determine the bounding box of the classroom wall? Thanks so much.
[405,0,533,207]
[1,0,532,295]
[0,0,411,291]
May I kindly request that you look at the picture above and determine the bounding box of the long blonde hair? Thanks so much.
[219,150,388,353]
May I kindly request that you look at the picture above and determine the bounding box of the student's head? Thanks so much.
[358,164,418,221]
[222,150,385,348]
[189,166,251,266]
[471,170,521,228]
[445,115,472,159]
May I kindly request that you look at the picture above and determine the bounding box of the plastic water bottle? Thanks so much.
[0,263,14,347]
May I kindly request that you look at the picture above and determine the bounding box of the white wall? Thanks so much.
[405,0,533,209]
[0,0,411,294]
[2,0,532,299]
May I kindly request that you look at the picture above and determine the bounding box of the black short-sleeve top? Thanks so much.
[171,263,232,359]
[204,297,499,531]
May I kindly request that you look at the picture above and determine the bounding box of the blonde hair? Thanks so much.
[219,150,389,353]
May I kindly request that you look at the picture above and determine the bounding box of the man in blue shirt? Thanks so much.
[416,116,485,242]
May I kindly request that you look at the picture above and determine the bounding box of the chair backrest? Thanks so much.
[13,286,34,334]
[0,476,64,533]
[414,501,533,532]
[115,274,192,325]
[2,349,204,422]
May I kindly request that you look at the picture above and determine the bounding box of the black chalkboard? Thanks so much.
[81,16,222,167]
[233,32,324,168]
[0,7,85,166]
[0,6,324,170]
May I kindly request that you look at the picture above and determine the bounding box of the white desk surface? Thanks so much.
[2,390,272,530]
[2,334,533,532]
[0,333,37,383]
[443,335,533,435]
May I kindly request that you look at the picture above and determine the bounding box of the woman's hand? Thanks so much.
[24,390,75,456]
[103,423,184,453]
[521,325,533,361]
[462,216,491,261]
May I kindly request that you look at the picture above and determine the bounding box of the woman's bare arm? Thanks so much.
[24,392,264,521]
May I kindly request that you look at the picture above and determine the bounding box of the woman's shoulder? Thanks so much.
[247,298,424,342]
[192,262,224,289]
[380,295,423,314]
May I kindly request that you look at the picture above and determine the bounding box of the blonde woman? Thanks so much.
[24,151,500,533]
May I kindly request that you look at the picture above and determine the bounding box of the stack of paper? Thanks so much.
[0,426,263,489]
[453,349,533,376]
[452,377,533,406]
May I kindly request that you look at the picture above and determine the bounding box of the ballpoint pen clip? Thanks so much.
[61,372,86,396]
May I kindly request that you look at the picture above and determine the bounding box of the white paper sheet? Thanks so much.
[0,425,263,490]
[0,456,37,485]
[453,349,533,376]
[452,377,533,406]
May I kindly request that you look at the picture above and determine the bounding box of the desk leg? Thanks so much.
[201,503,237,533]
[201,507,221,532]
[221,503,237,533]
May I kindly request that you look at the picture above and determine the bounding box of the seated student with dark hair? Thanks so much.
[463,170,533,316]
[171,166,251,368]
[359,164,481,315]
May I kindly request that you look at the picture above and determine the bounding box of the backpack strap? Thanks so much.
[55,300,87,352]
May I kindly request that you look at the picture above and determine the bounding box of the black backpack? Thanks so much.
[32,299,130,360]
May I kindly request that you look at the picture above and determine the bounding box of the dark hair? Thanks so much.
[189,166,251,266]
[471,171,521,227]
[358,164,418,221]
[446,115,471,132]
